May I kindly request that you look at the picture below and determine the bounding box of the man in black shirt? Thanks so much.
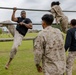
[65,19,76,75]
[5,7,32,69]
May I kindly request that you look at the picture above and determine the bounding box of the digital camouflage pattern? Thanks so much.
[34,26,66,75]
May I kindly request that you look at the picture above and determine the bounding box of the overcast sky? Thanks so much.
[0,0,76,30]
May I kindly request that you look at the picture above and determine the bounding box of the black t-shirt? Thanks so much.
[65,27,76,51]
[16,17,32,36]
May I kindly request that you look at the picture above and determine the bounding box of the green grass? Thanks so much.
[0,33,38,38]
[0,33,76,75]
[0,41,43,75]
[0,33,43,75]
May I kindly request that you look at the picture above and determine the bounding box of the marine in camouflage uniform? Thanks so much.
[34,26,66,75]
[51,2,68,33]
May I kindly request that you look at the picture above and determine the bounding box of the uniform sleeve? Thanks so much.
[65,30,72,51]
[25,18,32,24]
[34,34,44,65]
[51,8,56,18]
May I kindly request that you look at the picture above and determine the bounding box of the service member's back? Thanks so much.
[34,14,66,75]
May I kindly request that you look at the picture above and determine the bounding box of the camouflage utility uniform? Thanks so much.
[51,5,68,33]
[34,26,66,75]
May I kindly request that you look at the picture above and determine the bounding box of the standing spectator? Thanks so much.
[34,14,66,75]
[65,19,76,75]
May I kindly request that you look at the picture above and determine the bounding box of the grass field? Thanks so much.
[0,33,76,75]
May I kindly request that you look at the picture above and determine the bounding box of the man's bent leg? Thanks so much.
[3,20,15,36]
[5,30,23,69]
[5,41,18,69]
[61,17,68,33]
[0,20,15,36]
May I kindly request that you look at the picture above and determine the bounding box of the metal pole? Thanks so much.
[0,7,50,12]
[0,7,76,12]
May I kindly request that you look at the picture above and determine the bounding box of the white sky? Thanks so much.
[0,0,76,30]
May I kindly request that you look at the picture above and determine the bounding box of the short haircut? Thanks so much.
[70,19,76,26]
[42,14,54,25]
[21,10,26,14]
[51,1,60,7]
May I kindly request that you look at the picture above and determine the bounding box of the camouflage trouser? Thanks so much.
[60,16,68,33]
[66,51,76,75]
[43,63,65,75]
[44,72,64,75]
[0,20,23,58]
[10,30,23,58]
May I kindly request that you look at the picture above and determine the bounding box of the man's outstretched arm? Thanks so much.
[11,7,18,22]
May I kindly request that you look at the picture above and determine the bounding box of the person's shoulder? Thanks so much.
[38,30,43,36]
[38,28,51,37]
[17,17,21,21]
[67,28,73,34]
[35,31,43,40]
[52,27,63,36]
[67,28,74,32]
[54,27,61,33]
[25,18,32,22]
[37,29,46,37]
[26,18,31,20]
